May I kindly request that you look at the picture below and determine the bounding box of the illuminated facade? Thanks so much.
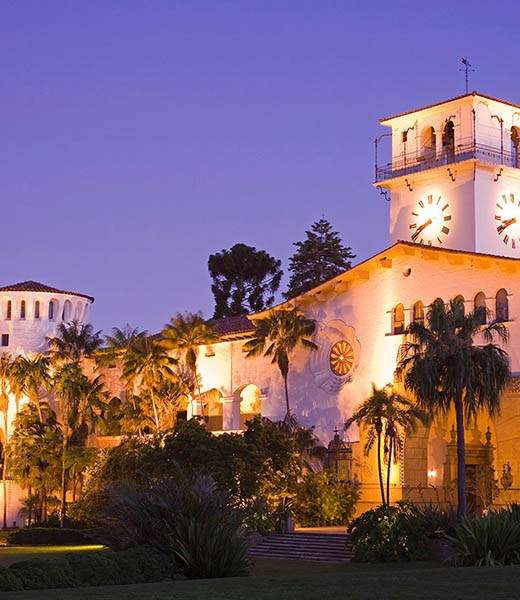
[195,93,520,513]
[0,281,94,526]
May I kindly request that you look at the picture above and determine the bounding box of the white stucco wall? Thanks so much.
[0,291,92,356]
[197,245,520,447]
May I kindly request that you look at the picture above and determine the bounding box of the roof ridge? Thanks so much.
[0,280,95,303]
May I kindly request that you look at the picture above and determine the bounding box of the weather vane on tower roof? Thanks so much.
[460,57,474,94]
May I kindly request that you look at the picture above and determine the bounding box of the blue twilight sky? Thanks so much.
[1,0,518,334]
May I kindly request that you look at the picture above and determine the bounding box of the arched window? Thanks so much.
[496,288,509,322]
[34,300,40,319]
[393,303,405,334]
[474,291,486,325]
[443,120,455,163]
[48,300,55,320]
[412,301,424,325]
[512,126,520,169]
[5,301,11,321]
[453,294,465,316]
[20,300,26,320]
[62,300,72,322]
[421,126,436,160]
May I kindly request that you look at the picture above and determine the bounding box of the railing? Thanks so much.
[375,137,520,182]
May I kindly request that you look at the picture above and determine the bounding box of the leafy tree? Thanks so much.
[397,298,511,519]
[161,312,217,423]
[46,320,103,363]
[122,336,177,432]
[208,243,283,318]
[292,471,359,526]
[244,309,317,431]
[284,218,355,299]
[345,384,426,506]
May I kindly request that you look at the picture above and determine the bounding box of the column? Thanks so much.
[221,395,241,431]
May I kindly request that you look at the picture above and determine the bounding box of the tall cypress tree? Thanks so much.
[284,219,355,299]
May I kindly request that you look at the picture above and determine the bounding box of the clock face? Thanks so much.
[495,194,520,248]
[329,340,354,376]
[409,194,451,246]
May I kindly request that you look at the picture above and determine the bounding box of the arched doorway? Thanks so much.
[237,384,262,429]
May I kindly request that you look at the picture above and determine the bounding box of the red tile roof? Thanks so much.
[0,280,95,302]
[211,315,255,336]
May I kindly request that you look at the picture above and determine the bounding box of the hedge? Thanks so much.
[0,547,176,591]
[7,528,92,546]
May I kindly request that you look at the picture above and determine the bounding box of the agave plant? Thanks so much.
[98,464,251,578]
[445,512,520,566]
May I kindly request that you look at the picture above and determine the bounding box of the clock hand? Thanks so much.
[497,217,517,234]
[411,218,432,241]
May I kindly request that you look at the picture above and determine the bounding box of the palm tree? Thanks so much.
[9,404,62,524]
[397,298,511,519]
[123,336,177,432]
[344,384,388,505]
[381,389,426,505]
[54,363,85,527]
[0,354,14,528]
[95,324,148,367]
[243,309,317,432]
[160,313,218,424]
[46,320,103,363]
[13,355,52,423]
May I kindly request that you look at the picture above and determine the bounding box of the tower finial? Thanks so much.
[460,57,474,94]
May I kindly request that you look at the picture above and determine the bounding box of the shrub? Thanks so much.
[66,547,175,586]
[292,472,359,527]
[5,547,175,591]
[0,567,23,592]
[348,503,429,562]
[445,512,520,566]
[502,501,520,522]
[168,515,251,578]
[10,558,78,589]
[241,498,276,536]
[412,503,458,538]
[7,527,92,546]
[98,466,252,578]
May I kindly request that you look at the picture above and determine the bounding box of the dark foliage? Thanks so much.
[446,511,520,566]
[7,527,91,546]
[0,547,176,592]
[348,503,430,562]
[208,243,283,318]
[9,558,77,590]
[284,218,355,299]
[292,472,359,526]
[98,468,251,578]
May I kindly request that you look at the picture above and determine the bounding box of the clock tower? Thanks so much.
[375,92,520,256]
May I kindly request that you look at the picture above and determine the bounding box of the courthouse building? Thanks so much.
[192,91,520,512]
[3,91,520,520]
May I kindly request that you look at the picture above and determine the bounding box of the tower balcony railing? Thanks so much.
[375,136,520,182]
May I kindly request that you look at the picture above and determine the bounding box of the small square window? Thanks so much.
[1,335,9,347]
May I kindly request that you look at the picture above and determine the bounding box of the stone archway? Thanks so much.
[221,384,265,432]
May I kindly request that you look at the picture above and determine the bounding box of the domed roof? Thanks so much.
[0,280,94,302]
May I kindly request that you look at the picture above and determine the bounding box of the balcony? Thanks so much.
[375,136,520,183]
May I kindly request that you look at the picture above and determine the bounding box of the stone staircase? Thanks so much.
[248,531,353,562]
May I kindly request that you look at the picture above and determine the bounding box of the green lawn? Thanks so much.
[0,554,519,599]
